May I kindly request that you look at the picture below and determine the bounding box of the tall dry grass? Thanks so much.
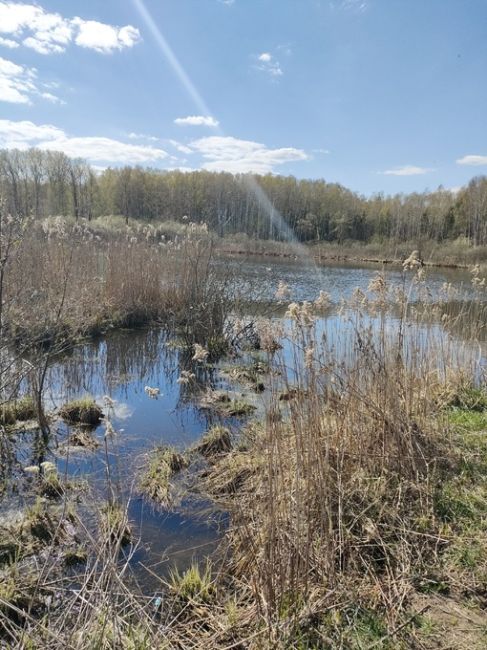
[1,253,486,647]
[2,216,230,349]
[200,268,487,646]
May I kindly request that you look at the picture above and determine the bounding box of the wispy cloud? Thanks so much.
[174,115,219,127]
[0,1,141,54]
[330,0,368,13]
[127,131,160,142]
[0,119,169,164]
[169,139,193,154]
[189,135,308,174]
[380,165,435,176]
[0,55,63,104]
[40,91,65,105]
[256,52,283,77]
[456,154,487,166]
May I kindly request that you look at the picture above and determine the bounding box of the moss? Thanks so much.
[139,447,188,506]
[59,397,103,426]
[195,426,232,458]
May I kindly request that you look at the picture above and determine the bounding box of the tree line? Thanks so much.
[1,148,486,245]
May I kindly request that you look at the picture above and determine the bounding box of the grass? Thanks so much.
[0,262,486,647]
[194,426,232,458]
[2,216,236,358]
[0,396,36,426]
[100,503,132,546]
[199,390,257,417]
[59,397,103,426]
[139,446,189,507]
[169,561,215,604]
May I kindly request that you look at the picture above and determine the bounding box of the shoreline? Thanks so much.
[219,246,471,270]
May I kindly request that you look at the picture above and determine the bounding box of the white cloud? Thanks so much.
[0,2,140,54]
[73,19,140,54]
[0,119,168,164]
[0,55,64,104]
[190,135,308,174]
[456,154,487,166]
[0,55,36,103]
[0,35,18,48]
[256,51,283,77]
[381,165,435,176]
[40,91,65,104]
[169,139,193,154]
[127,132,160,142]
[174,115,219,127]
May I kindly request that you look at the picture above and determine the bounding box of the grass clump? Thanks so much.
[199,391,256,417]
[68,428,100,450]
[169,561,215,604]
[139,446,188,507]
[195,426,232,458]
[59,397,103,426]
[100,503,132,546]
[0,396,36,425]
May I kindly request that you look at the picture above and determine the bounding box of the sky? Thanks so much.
[0,0,486,196]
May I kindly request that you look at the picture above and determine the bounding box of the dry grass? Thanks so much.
[2,216,233,353]
[0,265,486,648]
[139,446,189,507]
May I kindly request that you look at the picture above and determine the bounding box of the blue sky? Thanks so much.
[0,0,486,195]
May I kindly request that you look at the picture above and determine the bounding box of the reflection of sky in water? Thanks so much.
[6,260,486,589]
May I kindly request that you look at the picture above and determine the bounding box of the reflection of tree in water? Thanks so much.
[44,328,177,400]
[43,328,224,421]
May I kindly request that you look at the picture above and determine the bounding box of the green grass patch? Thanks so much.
[59,397,103,426]
[169,561,215,603]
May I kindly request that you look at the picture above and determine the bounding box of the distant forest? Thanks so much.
[1,148,487,245]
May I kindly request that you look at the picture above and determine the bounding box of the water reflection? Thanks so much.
[2,259,486,590]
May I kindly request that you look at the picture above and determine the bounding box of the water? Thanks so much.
[3,258,485,591]
[221,255,475,304]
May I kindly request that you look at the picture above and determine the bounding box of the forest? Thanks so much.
[1,147,487,246]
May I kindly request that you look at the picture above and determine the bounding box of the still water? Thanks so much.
[5,257,486,590]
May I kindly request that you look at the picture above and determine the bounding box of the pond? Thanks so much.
[3,257,486,592]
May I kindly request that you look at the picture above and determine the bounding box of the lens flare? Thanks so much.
[132,0,322,273]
